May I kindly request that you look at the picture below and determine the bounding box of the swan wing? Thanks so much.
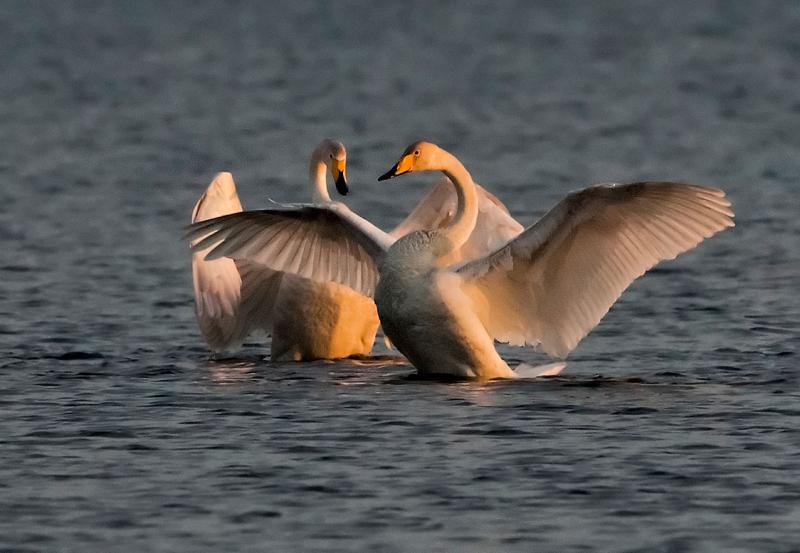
[390,177,458,238]
[191,172,244,222]
[191,173,250,350]
[185,202,392,297]
[390,177,524,261]
[457,182,735,358]
[458,182,524,262]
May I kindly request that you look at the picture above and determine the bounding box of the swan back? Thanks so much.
[382,230,447,274]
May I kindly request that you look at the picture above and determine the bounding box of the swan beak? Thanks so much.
[378,154,413,181]
[331,159,348,196]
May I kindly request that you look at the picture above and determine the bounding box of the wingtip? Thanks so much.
[209,172,236,194]
[205,173,240,208]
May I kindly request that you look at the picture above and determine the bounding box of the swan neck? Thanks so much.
[309,151,331,203]
[440,151,478,254]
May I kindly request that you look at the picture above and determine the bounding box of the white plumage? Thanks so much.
[457,182,735,358]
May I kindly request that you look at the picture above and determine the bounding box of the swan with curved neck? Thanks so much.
[376,141,520,378]
[375,141,734,379]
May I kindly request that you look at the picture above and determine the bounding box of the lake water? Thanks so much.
[1,2,798,551]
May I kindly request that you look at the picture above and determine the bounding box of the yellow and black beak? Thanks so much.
[378,154,414,181]
[331,159,348,196]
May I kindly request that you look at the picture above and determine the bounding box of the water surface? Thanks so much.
[1,2,798,551]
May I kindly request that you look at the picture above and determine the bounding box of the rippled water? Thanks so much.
[1,2,798,551]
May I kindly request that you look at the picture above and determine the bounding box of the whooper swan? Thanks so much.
[190,139,379,361]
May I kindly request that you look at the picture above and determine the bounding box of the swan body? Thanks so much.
[376,237,513,378]
[270,275,378,361]
[188,141,734,380]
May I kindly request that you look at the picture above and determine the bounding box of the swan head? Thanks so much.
[378,141,442,181]
[315,139,348,195]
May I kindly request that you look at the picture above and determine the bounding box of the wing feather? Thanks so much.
[185,204,391,297]
[457,182,735,358]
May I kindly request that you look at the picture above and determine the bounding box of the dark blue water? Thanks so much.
[1,2,798,551]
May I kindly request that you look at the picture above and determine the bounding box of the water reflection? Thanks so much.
[204,357,261,386]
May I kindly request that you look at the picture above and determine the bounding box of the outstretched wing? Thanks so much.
[390,177,523,262]
[185,202,392,297]
[457,182,735,358]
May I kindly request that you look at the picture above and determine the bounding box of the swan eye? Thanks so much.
[414,150,420,156]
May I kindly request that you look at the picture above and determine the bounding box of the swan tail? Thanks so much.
[514,362,566,378]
